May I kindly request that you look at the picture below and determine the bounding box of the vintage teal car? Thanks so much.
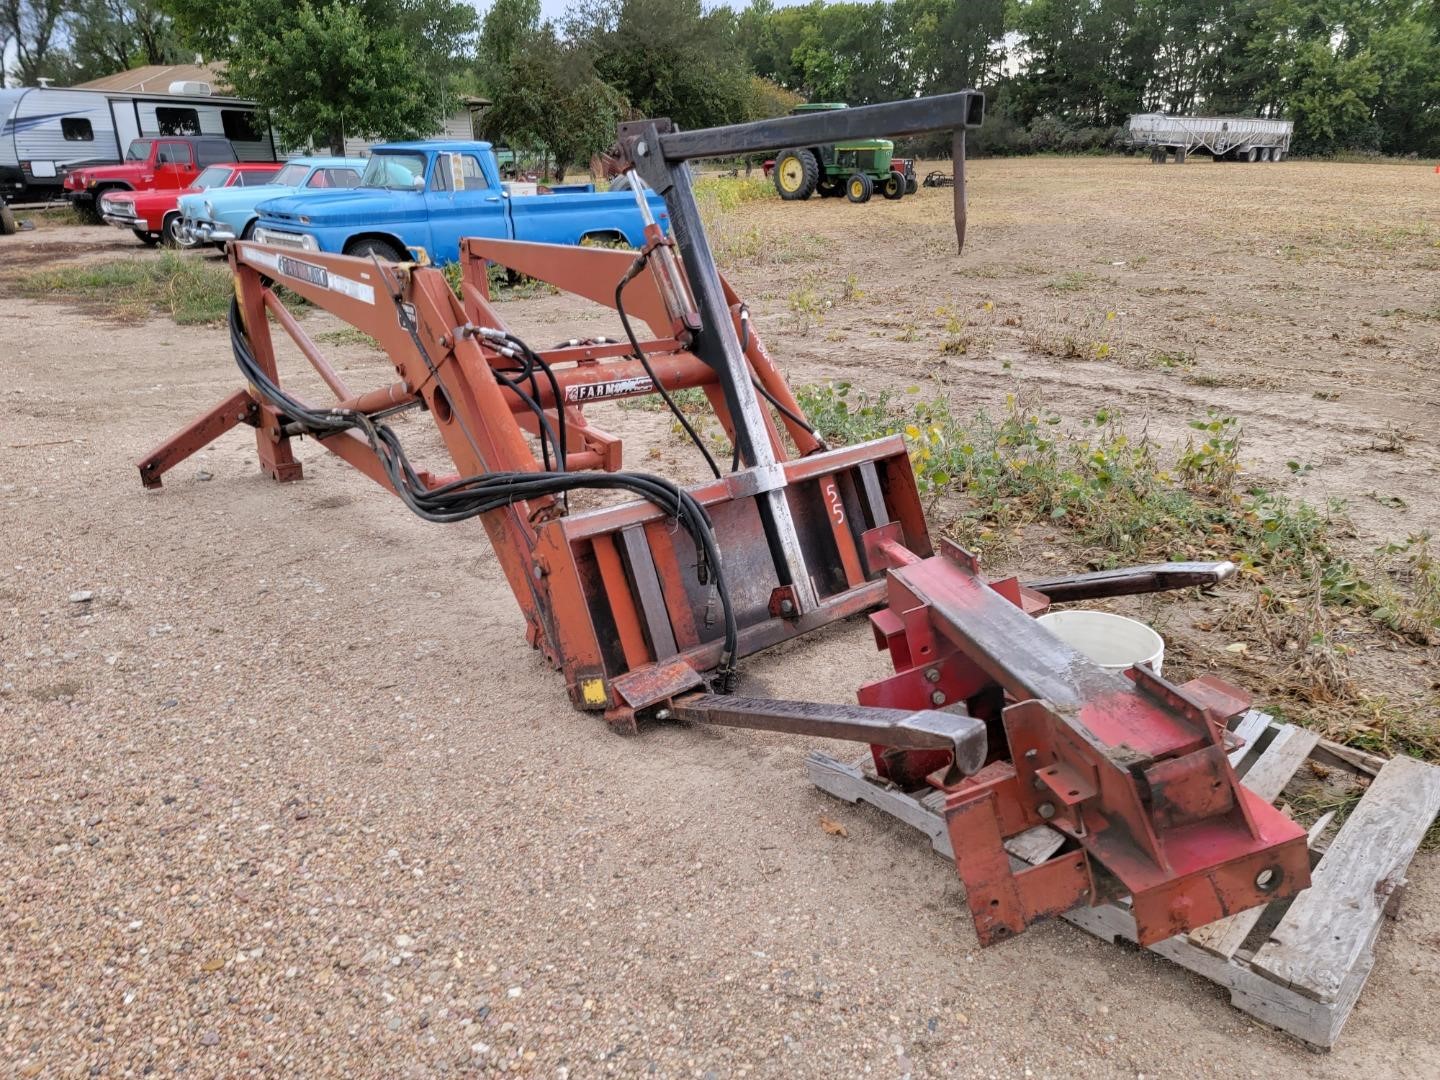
[177,156,366,247]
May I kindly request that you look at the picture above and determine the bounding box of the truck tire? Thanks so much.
[132,229,160,247]
[346,237,404,262]
[773,150,818,200]
[846,173,873,204]
[881,171,906,200]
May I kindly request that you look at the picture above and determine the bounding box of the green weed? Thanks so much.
[15,253,234,325]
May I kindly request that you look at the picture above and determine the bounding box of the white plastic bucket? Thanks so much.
[1037,610,1165,675]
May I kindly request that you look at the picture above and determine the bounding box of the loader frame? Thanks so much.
[139,91,1313,948]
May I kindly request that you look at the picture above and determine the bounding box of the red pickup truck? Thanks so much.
[99,161,284,247]
[62,135,269,220]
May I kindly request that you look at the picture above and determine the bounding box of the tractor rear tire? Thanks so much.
[905,176,918,195]
[773,150,819,200]
[881,170,906,200]
[846,173,873,203]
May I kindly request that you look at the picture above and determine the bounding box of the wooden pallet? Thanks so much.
[807,711,1440,1049]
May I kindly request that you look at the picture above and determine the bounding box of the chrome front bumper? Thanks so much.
[101,207,145,230]
[180,219,237,245]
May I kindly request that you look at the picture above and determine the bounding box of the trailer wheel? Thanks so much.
[0,204,16,236]
[132,229,160,247]
[881,170,906,200]
[1245,147,1258,163]
[905,175,918,195]
[1272,149,1285,163]
[846,173,873,203]
[773,150,818,200]
[1175,147,1187,164]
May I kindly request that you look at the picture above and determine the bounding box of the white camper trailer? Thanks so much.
[0,81,276,203]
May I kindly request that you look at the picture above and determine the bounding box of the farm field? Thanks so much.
[2,156,1439,1078]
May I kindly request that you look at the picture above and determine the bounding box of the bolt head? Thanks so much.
[924,668,940,683]
[1023,748,1038,760]
[930,689,945,706]
[779,598,796,616]
[532,566,544,580]
[1037,802,1056,820]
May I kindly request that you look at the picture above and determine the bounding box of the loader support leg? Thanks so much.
[137,388,259,489]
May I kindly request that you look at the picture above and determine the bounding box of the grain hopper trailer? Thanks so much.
[1128,113,1293,163]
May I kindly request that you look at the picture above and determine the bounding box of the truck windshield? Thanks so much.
[125,140,152,162]
[192,166,234,190]
[361,153,426,190]
[272,164,310,186]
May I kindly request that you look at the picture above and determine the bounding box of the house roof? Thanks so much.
[72,63,230,95]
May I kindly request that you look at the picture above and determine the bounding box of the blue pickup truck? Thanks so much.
[251,141,665,264]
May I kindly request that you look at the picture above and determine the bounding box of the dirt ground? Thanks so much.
[3,157,1439,1079]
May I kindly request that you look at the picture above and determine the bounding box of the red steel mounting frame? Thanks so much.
[860,539,1310,946]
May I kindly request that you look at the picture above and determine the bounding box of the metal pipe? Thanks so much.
[671,692,989,777]
[262,288,352,401]
[630,91,985,163]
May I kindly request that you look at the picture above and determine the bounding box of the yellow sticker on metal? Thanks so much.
[580,678,607,706]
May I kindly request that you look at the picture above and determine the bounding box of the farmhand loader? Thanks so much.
[140,92,1311,949]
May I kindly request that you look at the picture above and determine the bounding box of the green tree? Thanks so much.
[479,25,621,180]
[568,0,751,130]
[68,0,185,81]
[164,0,476,154]
[477,0,541,86]
[1,0,72,86]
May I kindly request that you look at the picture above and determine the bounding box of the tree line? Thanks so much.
[3,0,1437,164]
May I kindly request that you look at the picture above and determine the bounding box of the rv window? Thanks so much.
[62,118,94,142]
[156,107,201,136]
[157,142,193,166]
[221,110,261,143]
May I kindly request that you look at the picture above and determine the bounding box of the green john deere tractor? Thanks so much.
[768,102,917,204]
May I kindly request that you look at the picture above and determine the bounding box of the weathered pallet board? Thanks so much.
[806,714,1440,1049]
[1250,755,1440,1003]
